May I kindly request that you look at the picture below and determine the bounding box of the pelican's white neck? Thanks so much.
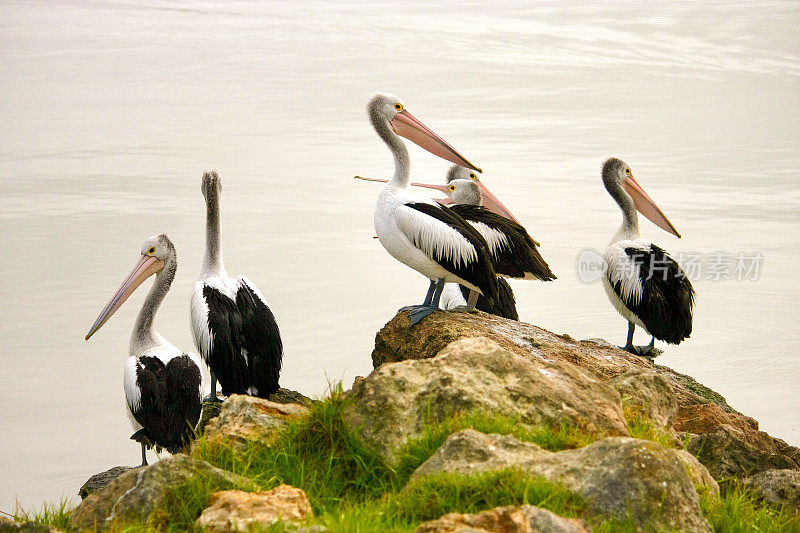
[130,255,176,356]
[610,183,641,243]
[200,191,228,278]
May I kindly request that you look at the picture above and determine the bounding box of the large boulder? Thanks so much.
[413,429,712,532]
[372,312,800,480]
[68,455,255,530]
[345,337,628,462]
[196,485,313,531]
[201,395,309,448]
[413,505,589,533]
[672,403,800,479]
[741,469,800,511]
[79,466,138,499]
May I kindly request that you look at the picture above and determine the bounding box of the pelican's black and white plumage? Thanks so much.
[85,234,203,466]
[356,166,555,320]
[367,92,498,325]
[601,158,695,356]
[191,171,282,402]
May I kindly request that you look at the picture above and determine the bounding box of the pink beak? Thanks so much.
[85,254,164,340]
[623,174,681,238]
[355,175,521,224]
[390,110,481,172]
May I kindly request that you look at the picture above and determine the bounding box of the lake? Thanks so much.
[1,0,798,512]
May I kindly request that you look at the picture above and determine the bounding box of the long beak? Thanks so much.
[623,174,681,238]
[402,179,521,224]
[354,175,450,193]
[85,255,164,340]
[390,110,481,172]
[473,181,520,224]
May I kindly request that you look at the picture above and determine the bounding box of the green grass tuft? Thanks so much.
[621,401,679,449]
[12,499,71,530]
[701,482,800,533]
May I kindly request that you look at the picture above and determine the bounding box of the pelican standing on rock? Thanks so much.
[191,171,283,402]
[601,158,695,356]
[367,92,498,325]
[85,234,203,466]
[356,166,555,320]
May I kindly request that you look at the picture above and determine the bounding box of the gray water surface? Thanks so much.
[1,1,798,512]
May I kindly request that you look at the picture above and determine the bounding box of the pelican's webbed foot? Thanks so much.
[408,306,438,325]
[203,393,224,403]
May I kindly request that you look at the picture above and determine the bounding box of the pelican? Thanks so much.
[601,158,695,356]
[367,92,498,325]
[190,171,283,402]
[85,234,203,466]
[356,166,555,320]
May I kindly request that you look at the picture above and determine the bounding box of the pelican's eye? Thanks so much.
[469,173,477,180]
[448,185,456,192]
[394,103,403,111]
[148,247,155,255]
[625,168,631,175]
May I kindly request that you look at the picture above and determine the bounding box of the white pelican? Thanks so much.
[367,92,498,325]
[601,158,695,356]
[85,234,203,466]
[356,166,555,320]
[190,171,283,402]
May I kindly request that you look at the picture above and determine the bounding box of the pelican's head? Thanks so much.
[201,170,221,203]
[602,157,680,238]
[85,234,173,340]
[446,165,481,184]
[446,179,482,206]
[367,92,481,172]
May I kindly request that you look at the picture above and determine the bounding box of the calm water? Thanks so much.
[1,0,798,512]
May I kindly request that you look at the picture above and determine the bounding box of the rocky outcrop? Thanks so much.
[372,311,800,479]
[413,429,713,532]
[741,469,800,511]
[414,505,589,533]
[78,466,138,499]
[68,455,256,530]
[345,337,628,462]
[201,395,309,448]
[196,485,313,531]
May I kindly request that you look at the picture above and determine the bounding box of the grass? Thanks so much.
[701,482,800,533]
[12,499,71,530]
[15,388,800,532]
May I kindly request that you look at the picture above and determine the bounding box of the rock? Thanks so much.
[345,337,628,462]
[202,394,309,448]
[673,404,800,479]
[413,429,712,532]
[68,455,255,530]
[611,370,678,427]
[413,505,590,533]
[196,485,313,531]
[0,516,61,533]
[197,389,312,435]
[372,312,800,480]
[269,388,313,406]
[79,466,138,499]
[741,469,800,511]
[674,449,720,497]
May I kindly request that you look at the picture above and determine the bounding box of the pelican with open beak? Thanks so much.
[365,92,498,325]
[600,158,694,356]
[86,234,203,466]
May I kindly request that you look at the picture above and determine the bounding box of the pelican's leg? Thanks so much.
[621,323,655,356]
[204,372,223,403]
[399,280,436,311]
[451,289,479,313]
[408,278,445,325]
[140,444,148,467]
